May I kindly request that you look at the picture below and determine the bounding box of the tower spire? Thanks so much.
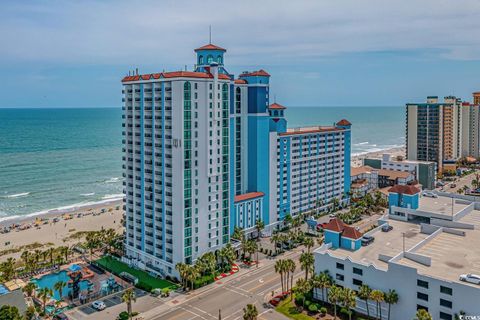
[209,25,212,44]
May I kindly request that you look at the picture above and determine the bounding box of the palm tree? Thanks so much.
[274,260,286,292]
[384,289,399,320]
[255,219,264,240]
[358,284,372,318]
[303,237,314,253]
[316,271,331,303]
[121,288,136,319]
[299,252,314,280]
[1,258,16,281]
[219,243,236,269]
[370,289,384,320]
[22,282,37,298]
[271,233,281,254]
[85,232,100,260]
[415,309,432,320]
[20,251,30,269]
[286,259,296,296]
[242,304,258,320]
[53,281,67,300]
[341,288,357,320]
[37,287,53,314]
[245,240,258,262]
[328,285,342,319]
[284,213,293,227]
[294,278,311,309]
[232,226,244,241]
[175,263,188,290]
[47,247,55,264]
[186,265,200,291]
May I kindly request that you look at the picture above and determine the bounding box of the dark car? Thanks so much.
[53,314,69,320]
[381,225,393,232]
[361,235,375,246]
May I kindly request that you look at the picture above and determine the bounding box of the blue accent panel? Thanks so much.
[140,84,145,251]
[161,82,166,258]
[240,75,270,85]
[269,117,287,133]
[247,86,268,114]
[152,85,156,253]
[388,192,419,213]
[229,117,236,234]
[278,137,291,219]
[229,84,235,115]
[341,237,361,251]
[324,230,340,248]
[247,115,270,225]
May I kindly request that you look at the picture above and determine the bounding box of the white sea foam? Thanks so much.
[105,177,121,184]
[3,192,30,199]
[80,193,95,196]
[102,194,125,200]
[355,142,369,145]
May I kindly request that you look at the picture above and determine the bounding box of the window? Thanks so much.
[417,279,429,289]
[417,305,428,312]
[217,55,223,64]
[336,262,344,270]
[440,286,452,295]
[335,274,344,281]
[440,299,452,309]
[417,292,428,301]
[439,312,452,320]
[353,267,363,276]
[352,278,362,286]
[207,55,213,64]
[199,56,204,65]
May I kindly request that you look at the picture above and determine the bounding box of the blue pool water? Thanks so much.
[33,270,91,300]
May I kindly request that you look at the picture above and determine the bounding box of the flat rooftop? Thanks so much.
[418,195,469,217]
[323,219,429,270]
[396,209,480,286]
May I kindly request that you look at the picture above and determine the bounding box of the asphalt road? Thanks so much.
[146,249,306,320]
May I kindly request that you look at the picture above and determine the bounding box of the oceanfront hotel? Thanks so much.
[121,43,351,277]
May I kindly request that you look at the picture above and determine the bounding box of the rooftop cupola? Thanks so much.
[194,43,226,67]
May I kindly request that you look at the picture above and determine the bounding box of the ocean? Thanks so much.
[0,106,405,221]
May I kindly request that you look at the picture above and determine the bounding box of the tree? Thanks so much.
[299,252,314,280]
[175,263,188,290]
[22,282,37,298]
[37,287,53,314]
[242,304,258,320]
[274,260,286,292]
[286,259,296,297]
[328,285,342,319]
[85,232,100,260]
[0,305,21,320]
[24,305,36,320]
[219,243,236,269]
[384,289,399,320]
[315,271,331,303]
[358,284,372,318]
[232,227,244,241]
[53,281,67,300]
[255,219,265,240]
[294,278,311,309]
[245,240,258,262]
[122,288,136,319]
[303,237,314,253]
[284,213,293,227]
[196,252,216,276]
[341,288,356,320]
[271,233,281,254]
[370,289,384,320]
[186,265,200,291]
[0,257,16,281]
[415,309,432,320]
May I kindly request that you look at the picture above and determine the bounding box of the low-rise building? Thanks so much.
[364,154,436,190]
[314,192,480,320]
[350,166,378,197]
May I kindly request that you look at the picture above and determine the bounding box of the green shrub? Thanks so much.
[294,294,304,306]
[320,307,327,315]
[308,304,318,313]
[304,300,311,307]
[340,307,351,316]
[118,311,129,320]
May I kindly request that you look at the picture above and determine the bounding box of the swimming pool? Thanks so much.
[33,270,92,300]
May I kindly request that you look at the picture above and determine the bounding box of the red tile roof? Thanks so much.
[122,71,230,82]
[462,102,471,106]
[194,43,226,52]
[342,226,363,240]
[336,119,352,126]
[324,218,344,232]
[234,192,264,203]
[388,184,421,195]
[239,69,270,77]
[234,79,247,84]
[269,103,286,110]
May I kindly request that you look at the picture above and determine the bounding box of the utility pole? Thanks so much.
[402,232,405,253]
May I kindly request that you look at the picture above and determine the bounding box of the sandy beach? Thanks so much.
[351,146,406,167]
[0,200,124,262]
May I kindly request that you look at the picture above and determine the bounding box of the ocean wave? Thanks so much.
[355,142,369,146]
[351,144,405,157]
[80,193,95,196]
[3,192,30,199]
[105,177,122,184]
[102,193,125,200]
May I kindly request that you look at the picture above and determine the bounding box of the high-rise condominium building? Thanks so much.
[121,43,350,277]
[406,94,480,172]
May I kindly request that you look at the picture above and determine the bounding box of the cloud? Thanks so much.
[0,0,479,68]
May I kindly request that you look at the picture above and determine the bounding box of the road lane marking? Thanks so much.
[186,304,217,319]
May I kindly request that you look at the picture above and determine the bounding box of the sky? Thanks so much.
[0,0,479,108]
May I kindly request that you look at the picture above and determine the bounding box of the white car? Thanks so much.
[91,300,106,311]
[459,274,480,284]
[422,191,438,198]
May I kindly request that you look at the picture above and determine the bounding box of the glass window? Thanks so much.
[417,292,428,301]
[335,273,344,281]
[440,286,452,295]
[439,312,452,320]
[207,55,213,64]
[352,278,362,286]
[440,299,452,309]
[199,56,204,65]
[217,55,223,64]
[417,279,429,289]
[353,267,363,275]
[336,262,344,270]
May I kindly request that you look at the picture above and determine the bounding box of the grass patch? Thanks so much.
[276,296,315,320]
[95,256,177,291]
[0,242,51,257]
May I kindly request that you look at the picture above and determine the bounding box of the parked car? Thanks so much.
[361,235,375,246]
[91,300,106,311]
[316,222,328,232]
[422,191,438,198]
[450,183,457,188]
[381,224,393,232]
[436,181,445,187]
[53,314,69,320]
[329,213,337,218]
[459,274,480,284]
